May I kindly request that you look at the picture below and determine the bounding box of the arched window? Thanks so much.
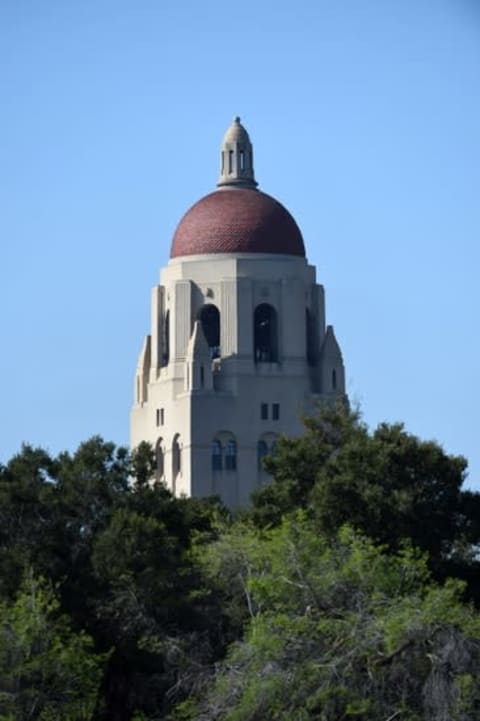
[306,309,316,366]
[254,304,278,363]
[212,439,222,471]
[155,438,164,480]
[198,304,220,359]
[161,310,170,367]
[257,440,269,471]
[172,434,181,480]
[225,439,237,471]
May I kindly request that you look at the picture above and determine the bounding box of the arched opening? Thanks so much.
[198,304,220,358]
[332,368,337,390]
[257,440,269,471]
[254,303,278,363]
[211,439,222,471]
[306,308,316,366]
[172,434,181,481]
[225,439,237,471]
[161,310,170,367]
[155,438,164,481]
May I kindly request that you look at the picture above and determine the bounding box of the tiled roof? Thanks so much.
[170,188,305,258]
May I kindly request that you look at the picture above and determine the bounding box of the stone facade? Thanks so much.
[131,118,345,507]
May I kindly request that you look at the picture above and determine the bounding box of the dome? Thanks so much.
[170,188,305,258]
[222,116,251,144]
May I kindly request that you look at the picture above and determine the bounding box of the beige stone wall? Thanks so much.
[131,252,345,508]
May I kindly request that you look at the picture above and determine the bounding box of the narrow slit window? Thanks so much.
[162,311,170,367]
[228,150,233,173]
[212,440,222,471]
[225,439,237,471]
[172,435,181,479]
[239,150,245,171]
[332,368,337,390]
[257,440,268,471]
[156,439,164,480]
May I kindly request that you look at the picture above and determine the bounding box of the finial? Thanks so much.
[217,117,258,190]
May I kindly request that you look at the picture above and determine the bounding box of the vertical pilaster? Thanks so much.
[221,279,238,356]
[173,280,192,360]
[236,278,253,358]
[281,277,304,359]
[313,284,326,347]
[150,285,165,378]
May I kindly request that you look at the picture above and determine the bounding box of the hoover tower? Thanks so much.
[131,117,346,507]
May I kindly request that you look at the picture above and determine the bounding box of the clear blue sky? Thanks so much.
[1,0,479,487]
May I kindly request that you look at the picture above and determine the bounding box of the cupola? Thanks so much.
[217,116,257,189]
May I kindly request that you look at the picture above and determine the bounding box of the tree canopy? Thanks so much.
[0,405,479,719]
[251,405,480,592]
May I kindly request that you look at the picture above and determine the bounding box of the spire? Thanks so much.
[217,116,258,189]
[185,321,214,392]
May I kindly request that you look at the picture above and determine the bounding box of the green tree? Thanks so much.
[0,446,57,598]
[191,516,480,721]
[90,483,227,721]
[251,404,480,592]
[0,573,106,721]
[0,438,226,721]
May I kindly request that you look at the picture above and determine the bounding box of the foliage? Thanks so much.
[0,573,105,721]
[193,516,480,721]
[251,404,480,592]
[0,407,479,720]
[0,437,226,721]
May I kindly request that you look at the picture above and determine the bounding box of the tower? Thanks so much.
[131,117,346,507]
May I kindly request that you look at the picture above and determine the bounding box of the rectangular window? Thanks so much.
[261,403,268,420]
[156,409,160,426]
[225,454,236,471]
[272,403,280,420]
[160,408,164,425]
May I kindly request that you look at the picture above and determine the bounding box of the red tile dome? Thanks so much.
[170,188,305,259]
